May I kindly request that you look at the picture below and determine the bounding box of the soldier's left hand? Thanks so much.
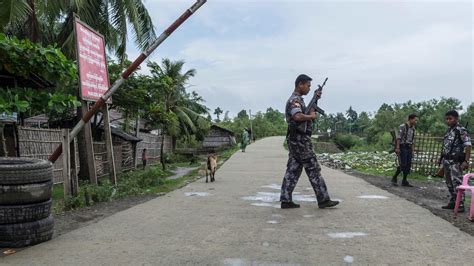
[316,90,322,98]
[461,161,469,170]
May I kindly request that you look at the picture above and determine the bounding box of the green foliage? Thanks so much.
[219,107,286,142]
[48,93,81,121]
[60,166,172,211]
[1,1,156,63]
[0,34,79,121]
[461,103,474,133]
[0,33,77,84]
[333,134,363,151]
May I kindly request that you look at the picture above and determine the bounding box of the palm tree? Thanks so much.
[214,107,223,122]
[147,59,210,169]
[0,0,155,63]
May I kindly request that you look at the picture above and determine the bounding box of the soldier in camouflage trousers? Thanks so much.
[279,74,339,209]
[441,110,471,212]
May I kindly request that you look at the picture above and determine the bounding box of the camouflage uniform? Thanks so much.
[396,123,415,174]
[280,92,330,203]
[442,124,471,204]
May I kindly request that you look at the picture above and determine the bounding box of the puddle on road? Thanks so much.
[303,215,315,218]
[357,195,388,199]
[266,220,279,224]
[261,184,281,190]
[184,192,210,197]
[272,214,284,218]
[243,192,317,203]
[223,258,300,266]
[344,256,354,263]
[327,232,368,239]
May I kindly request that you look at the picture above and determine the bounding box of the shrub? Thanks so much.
[333,134,363,151]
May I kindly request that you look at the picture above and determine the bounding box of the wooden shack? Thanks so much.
[202,125,236,149]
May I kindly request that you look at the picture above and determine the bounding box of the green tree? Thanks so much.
[214,107,223,122]
[146,59,209,169]
[346,106,358,123]
[237,110,249,120]
[461,103,474,133]
[1,0,156,63]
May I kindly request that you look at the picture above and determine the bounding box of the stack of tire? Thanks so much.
[0,158,54,248]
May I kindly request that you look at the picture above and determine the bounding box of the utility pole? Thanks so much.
[249,109,253,143]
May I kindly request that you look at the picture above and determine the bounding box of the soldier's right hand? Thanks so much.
[395,148,400,155]
[309,111,317,120]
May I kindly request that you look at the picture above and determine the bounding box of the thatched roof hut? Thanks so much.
[202,125,236,148]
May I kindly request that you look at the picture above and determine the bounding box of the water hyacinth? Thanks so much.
[318,151,398,173]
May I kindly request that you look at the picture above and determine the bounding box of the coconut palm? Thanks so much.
[146,59,210,169]
[148,59,209,137]
[0,0,155,63]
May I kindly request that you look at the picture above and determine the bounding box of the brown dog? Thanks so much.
[206,155,218,183]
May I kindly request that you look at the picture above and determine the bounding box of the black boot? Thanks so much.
[281,201,300,209]
[318,200,339,209]
[441,202,455,210]
[391,167,401,186]
[442,202,465,212]
[391,177,398,186]
[401,173,413,187]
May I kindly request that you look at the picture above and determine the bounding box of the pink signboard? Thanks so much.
[75,19,110,102]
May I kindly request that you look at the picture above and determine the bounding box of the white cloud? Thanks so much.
[127,0,473,117]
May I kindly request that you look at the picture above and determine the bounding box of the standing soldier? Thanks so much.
[440,110,471,212]
[391,114,418,187]
[279,74,339,209]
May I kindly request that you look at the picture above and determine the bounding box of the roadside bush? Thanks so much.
[333,134,363,151]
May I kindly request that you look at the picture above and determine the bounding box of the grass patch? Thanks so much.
[354,166,430,181]
[52,146,239,214]
[169,162,201,168]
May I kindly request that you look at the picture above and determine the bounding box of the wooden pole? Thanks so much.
[70,136,79,196]
[62,129,72,197]
[82,101,98,185]
[103,104,117,184]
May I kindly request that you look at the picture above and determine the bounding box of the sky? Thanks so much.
[126,0,473,118]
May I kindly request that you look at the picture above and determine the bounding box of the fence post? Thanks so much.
[62,129,72,198]
[103,104,117,185]
[81,101,98,185]
[70,136,79,196]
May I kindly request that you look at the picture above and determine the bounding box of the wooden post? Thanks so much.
[62,129,72,198]
[103,104,117,184]
[82,101,98,185]
[70,136,79,196]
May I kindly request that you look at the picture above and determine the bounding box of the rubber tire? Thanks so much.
[0,158,53,185]
[0,181,53,205]
[0,215,54,248]
[0,199,52,224]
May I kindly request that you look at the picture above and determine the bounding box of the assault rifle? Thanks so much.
[305,77,328,116]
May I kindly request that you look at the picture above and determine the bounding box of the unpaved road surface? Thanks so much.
[4,137,473,265]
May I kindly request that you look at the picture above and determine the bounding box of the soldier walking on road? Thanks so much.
[280,74,339,209]
[391,114,418,187]
[440,110,471,212]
